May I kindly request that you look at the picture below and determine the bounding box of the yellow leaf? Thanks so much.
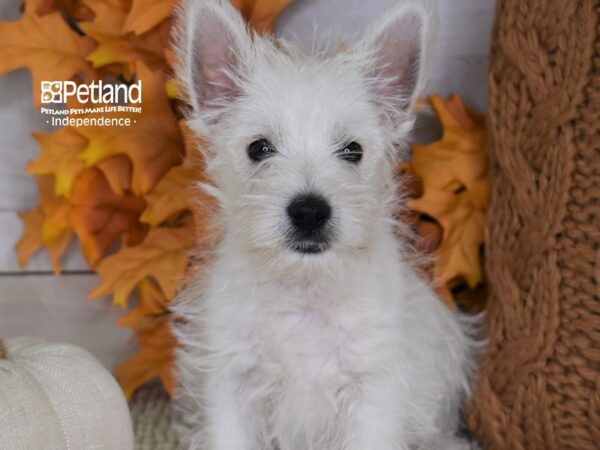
[406,94,487,298]
[28,127,88,196]
[41,195,71,244]
[411,94,486,193]
[408,186,485,287]
[165,79,178,99]
[78,62,183,194]
[0,0,96,106]
[88,222,194,307]
[80,5,171,70]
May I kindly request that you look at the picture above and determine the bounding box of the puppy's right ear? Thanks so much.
[177,0,252,114]
[358,0,435,116]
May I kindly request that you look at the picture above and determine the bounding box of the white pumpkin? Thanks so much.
[0,337,134,450]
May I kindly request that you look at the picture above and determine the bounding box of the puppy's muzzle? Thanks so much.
[286,194,332,254]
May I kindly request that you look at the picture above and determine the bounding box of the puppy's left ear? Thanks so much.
[359,0,435,114]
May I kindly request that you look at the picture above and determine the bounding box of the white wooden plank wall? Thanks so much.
[0,0,496,368]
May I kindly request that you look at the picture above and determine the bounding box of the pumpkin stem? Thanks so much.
[0,340,5,359]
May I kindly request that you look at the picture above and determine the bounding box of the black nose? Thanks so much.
[287,194,331,234]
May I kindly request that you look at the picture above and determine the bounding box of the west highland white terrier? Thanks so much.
[172,0,479,449]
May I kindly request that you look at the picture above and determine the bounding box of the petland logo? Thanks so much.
[40,80,143,127]
[41,80,142,104]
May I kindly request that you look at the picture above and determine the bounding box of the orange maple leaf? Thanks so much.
[88,221,194,307]
[405,94,487,300]
[69,168,148,265]
[97,155,133,195]
[82,11,170,71]
[123,0,177,35]
[16,176,74,273]
[0,0,96,106]
[408,183,485,287]
[140,163,202,226]
[44,226,74,274]
[79,0,129,35]
[116,278,177,398]
[37,176,75,274]
[411,94,486,193]
[231,0,292,33]
[16,204,74,275]
[35,0,95,21]
[28,127,88,196]
[16,207,45,269]
[78,62,183,195]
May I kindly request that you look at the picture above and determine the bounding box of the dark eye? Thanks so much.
[337,141,363,163]
[248,139,276,162]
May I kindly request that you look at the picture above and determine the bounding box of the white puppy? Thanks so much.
[172,1,479,449]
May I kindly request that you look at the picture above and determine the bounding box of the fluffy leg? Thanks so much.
[343,381,407,450]
[203,374,260,450]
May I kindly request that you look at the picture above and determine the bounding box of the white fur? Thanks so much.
[172,1,479,449]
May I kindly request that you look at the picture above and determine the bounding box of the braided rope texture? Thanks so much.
[467,0,600,449]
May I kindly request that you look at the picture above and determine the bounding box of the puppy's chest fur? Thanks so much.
[222,286,392,388]
[259,303,380,385]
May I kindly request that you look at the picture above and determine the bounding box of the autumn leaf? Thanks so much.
[42,195,71,244]
[140,164,201,226]
[17,203,73,274]
[405,94,487,296]
[414,219,443,257]
[437,199,484,288]
[139,119,207,227]
[88,221,194,307]
[69,168,148,265]
[97,155,133,195]
[411,94,486,193]
[115,278,176,397]
[28,127,88,196]
[116,313,176,398]
[16,176,74,273]
[165,79,178,99]
[16,207,44,268]
[120,278,170,326]
[231,0,292,33]
[408,186,485,287]
[37,176,75,274]
[123,0,177,35]
[49,231,74,273]
[80,0,171,70]
[0,0,96,106]
[35,0,95,21]
[78,62,183,195]
[79,0,129,36]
